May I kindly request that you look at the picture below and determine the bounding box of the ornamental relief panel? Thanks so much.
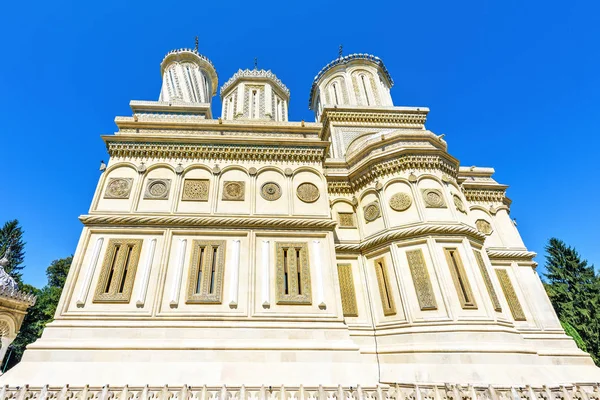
[389,192,412,212]
[296,182,320,203]
[104,178,134,199]
[421,189,446,208]
[222,181,245,201]
[260,182,282,201]
[338,212,356,228]
[182,179,210,201]
[453,194,467,213]
[363,201,381,223]
[144,179,171,200]
[475,219,493,235]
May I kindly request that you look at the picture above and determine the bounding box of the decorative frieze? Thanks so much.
[463,189,506,203]
[104,178,133,199]
[106,142,326,163]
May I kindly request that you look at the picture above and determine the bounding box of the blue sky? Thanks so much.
[1,0,599,288]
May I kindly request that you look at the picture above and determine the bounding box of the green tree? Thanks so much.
[0,220,26,285]
[543,238,600,365]
[5,256,73,371]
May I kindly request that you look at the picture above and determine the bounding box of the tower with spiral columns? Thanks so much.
[1,46,599,397]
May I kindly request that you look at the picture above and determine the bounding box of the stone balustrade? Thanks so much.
[1,384,599,400]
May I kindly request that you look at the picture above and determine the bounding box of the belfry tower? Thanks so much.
[1,45,599,400]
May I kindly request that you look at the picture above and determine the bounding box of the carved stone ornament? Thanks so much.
[422,189,446,208]
[144,179,171,199]
[408,173,418,183]
[284,168,293,177]
[104,178,133,199]
[389,193,412,212]
[453,194,466,213]
[222,181,245,201]
[475,219,493,235]
[182,179,210,201]
[363,201,381,222]
[248,167,257,176]
[260,182,282,201]
[296,182,320,203]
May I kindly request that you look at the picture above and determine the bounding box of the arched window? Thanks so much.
[186,66,198,102]
[360,74,371,106]
[202,74,209,103]
[332,82,340,105]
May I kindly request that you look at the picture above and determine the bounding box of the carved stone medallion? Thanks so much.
[222,181,245,201]
[182,179,210,201]
[104,178,133,199]
[389,193,412,212]
[363,201,381,222]
[144,179,171,200]
[453,194,466,213]
[296,182,320,203]
[422,189,446,208]
[476,219,493,235]
[261,182,282,201]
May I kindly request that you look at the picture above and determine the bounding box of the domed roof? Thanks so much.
[308,53,394,109]
[160,48,219,96]
[220,68,290,99]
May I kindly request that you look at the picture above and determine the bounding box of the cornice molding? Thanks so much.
[105,141,326,163]
[335,223,485,253]
[486,249,537,261]
[463,189,506,203]
[80,215,337,231]
[0,286,36,307]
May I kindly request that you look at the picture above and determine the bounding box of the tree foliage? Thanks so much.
[544,238,600,365]
[0,220,26,285]
[5,256,73,370]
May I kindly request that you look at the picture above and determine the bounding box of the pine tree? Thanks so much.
[0,220,26,285]
[544,238,600,365]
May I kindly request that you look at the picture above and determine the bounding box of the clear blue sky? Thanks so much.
[1,0,599,288]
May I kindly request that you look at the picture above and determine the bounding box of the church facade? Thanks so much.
[2,46,600,396]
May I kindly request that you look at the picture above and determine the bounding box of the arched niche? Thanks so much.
[359,190,385,237]
[95,164,138,213]
[176,166,213,214]
[417,176,453,223]
[216,167,250,215]
[137,165,176,213]
[291,169,328,217]
[255,168,288,215]
[384,180,420,227]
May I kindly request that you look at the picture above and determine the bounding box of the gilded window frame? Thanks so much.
[186,240,227,304]
[337,263,358,317]
[93,238,143,303]
[374,257,396,316]
[275,242,312,305]
[443,248,477,309]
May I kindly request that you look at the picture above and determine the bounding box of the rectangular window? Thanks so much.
[406,249,437,311]
[374,257,396,316]
[444,248,477,309]
[495,269,526,321]
[276,242,311,305]
[473,250,502,312]
[337,263,358,317]
[94,239,143,303]
[186,240,226,304]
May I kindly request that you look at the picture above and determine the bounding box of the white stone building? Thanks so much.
[2,46,599,398]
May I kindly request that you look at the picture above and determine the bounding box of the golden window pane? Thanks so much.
[374,257,396,316]
[406,249,437,311]
[473,250,502,312]
[275,242,312,305]
[444,248,477,309]
[93,239,143,303]
[495,269,526,321]
[186,240,226,304]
